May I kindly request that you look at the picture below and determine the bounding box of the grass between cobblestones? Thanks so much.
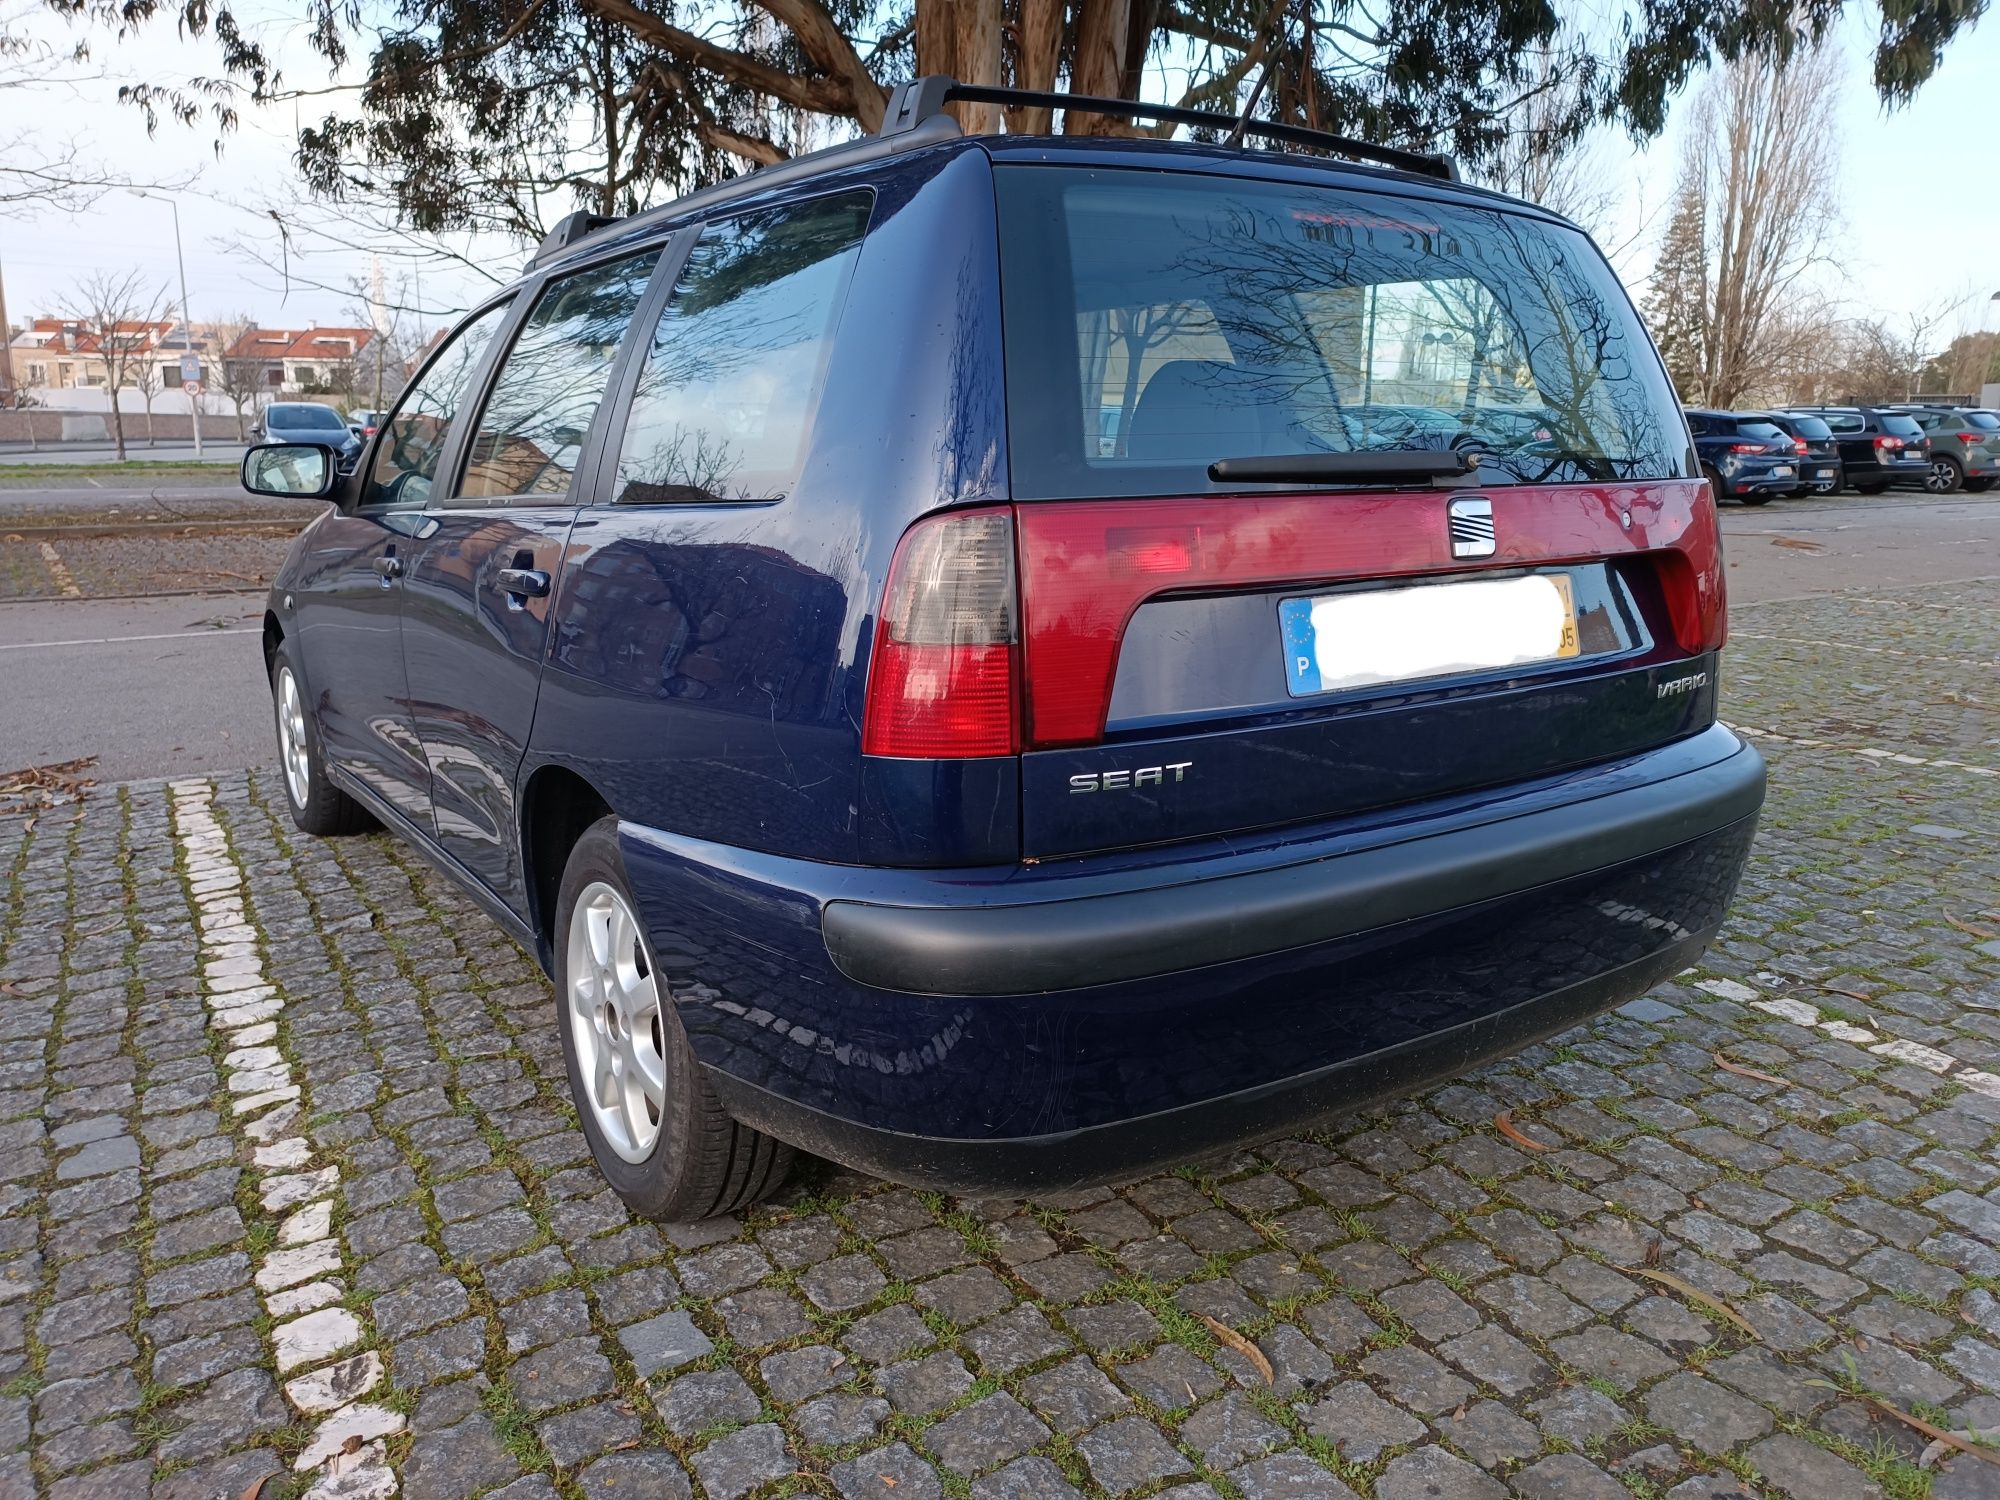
[0,577,1998,1499]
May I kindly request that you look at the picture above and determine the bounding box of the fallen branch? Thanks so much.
[1714,1053,1787,1086]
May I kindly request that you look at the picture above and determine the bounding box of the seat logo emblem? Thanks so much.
[1447,496,1495,558]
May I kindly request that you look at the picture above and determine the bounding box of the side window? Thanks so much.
[1686,414,1711,436]
[456,250,661,502]
[613,190,872,504]
[364,303,509,509]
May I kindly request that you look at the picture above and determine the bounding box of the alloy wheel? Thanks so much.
[277,667,313,810]
[566,882,669,1163]
[1927,460,1958,494]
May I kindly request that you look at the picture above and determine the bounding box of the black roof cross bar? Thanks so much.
[878,76,1458,182]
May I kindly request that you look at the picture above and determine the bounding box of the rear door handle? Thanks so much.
[373,554,402,582]
[495,567,550,599]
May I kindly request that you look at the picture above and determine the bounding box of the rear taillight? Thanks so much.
[1960,432,1980,444]
[1874,435,1903,450]
[861,509,1019,759]
[1793,438,1808,455]
[1727,443,1765,454]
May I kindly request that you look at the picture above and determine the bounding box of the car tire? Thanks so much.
[1738,492,1774,506]
[554,817,792,1221]
[270,642,373,836]
[1966,478,1993,493]
[1856,482,1889,495]
[1700,464,1729,501]
[1925,455,1964,494]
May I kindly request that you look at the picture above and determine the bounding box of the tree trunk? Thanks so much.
[917,0,1001,131]
[1008,0,1063,134]
[109,389,126,461]
[1068,0,1132,132]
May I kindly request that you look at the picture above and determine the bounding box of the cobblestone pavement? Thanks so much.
[4,577,2000,1500]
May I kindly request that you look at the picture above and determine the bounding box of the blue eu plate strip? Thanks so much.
[1279,597,1321,697]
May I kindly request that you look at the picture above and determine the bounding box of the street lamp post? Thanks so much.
[131,189,202,459]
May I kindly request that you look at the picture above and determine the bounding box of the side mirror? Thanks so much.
[242,442,337,499]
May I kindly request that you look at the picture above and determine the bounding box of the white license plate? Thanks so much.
[1771,465,1793,478]
[1280,574,1580,697]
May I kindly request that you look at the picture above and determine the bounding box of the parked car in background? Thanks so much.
[346,408,389,443]
[1892,404,2000,493]
[1755,410,1842,496]
[255,403,364,471]
[234,77,1763,1219]
[1684,410,1797,503]
[1788,406,1930,494]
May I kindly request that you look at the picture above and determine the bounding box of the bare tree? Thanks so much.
[131,355,163,445]
[56,270,173,460]
[209,316,266,440]
[1678,44,1843,406]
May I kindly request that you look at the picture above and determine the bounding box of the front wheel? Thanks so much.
[554,817,792,1221]
[1925,456,1964,494]
[270,643,372,836]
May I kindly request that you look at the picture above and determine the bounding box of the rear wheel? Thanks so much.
[1925,455,1964,494]
[1738,491,1774,506]
[1856,482,1890,495]
[270,642,372,836]
[554,817,792,1221]
[1700,464,1729,501]
[1811,472,1841,496]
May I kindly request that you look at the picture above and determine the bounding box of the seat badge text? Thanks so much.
[1070,762,1193,793]
[1656,671,1709,699]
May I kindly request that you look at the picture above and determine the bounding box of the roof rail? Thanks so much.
[878,75,1457,182]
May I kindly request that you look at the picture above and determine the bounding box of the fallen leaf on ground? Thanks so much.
[1802,1384,2000,1468]
[1201,1314,1275,1385]
[1771,535,1825,551]
[237,1476,272,1500]
[1946,913,1998,940]
[1714,1053,1787,1086]
[1620,1265,1759,1340]
[1493,1110,1552,1152]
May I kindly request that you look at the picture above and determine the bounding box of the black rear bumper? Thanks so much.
[825,737,1764,996]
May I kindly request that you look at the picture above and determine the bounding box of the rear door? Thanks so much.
[398,247,663,906]
[993,165,1722,859]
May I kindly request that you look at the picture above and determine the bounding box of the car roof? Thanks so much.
[532,122,1579,286]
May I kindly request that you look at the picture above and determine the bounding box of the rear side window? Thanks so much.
[996,167,1685,497]
[1967,412,2000,429]
[457,250,661,501]
[613,190,872,504]
[365,303,510,509]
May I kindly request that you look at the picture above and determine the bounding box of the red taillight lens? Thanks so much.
[861,509,1019,759]
[1874,435,1903,449]
[1794,438,1808,455]
[1960,432,1980,444]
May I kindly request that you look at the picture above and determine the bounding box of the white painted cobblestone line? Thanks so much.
[1694,973,2000,1100]
[169,781,403,1499]
[1726,721,1999,778]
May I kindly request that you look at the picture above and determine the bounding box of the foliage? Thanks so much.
[45,0,1990,250]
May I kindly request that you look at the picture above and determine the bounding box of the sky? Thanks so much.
[2,2,1998,344]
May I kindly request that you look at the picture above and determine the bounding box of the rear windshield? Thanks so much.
[1785,414,1832,439]
[1880,414,1924,438]
[995,165,1686,498]
[271,405,346,430]
[1736,421,1785,441]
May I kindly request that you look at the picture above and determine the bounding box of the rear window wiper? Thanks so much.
[1207,451,1478,486]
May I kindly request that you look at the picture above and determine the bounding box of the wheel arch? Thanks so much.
[262,611,285,681]
[519,762,615,973]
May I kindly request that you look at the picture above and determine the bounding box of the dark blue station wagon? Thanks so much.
[243,80,1765,1221]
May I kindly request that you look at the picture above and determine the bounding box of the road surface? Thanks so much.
[2,489,1994,784]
